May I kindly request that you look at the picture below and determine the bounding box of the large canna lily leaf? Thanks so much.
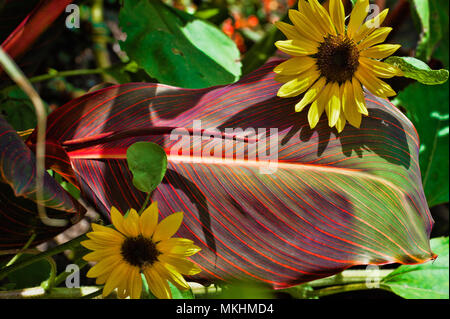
[0,115,85,249]
[26,60,435,288]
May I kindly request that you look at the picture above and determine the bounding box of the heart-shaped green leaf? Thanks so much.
[126,141,167,194]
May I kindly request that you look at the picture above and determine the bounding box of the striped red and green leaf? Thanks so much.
[0,115,85,248]
[26,60,435,288]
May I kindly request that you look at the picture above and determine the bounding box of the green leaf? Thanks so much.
[411,0,431,60]
[140,273,156,299]
[5,254,52,289]
[385,56,449,85]
[431,0,449,68]
[382,237,449,299]
[140,274,194,299]
[392,81,449,207]
[281,284,316,299]
[126,141,167,194]
[52,170,80,200]
[215,282,275,299]
[194,8,220,20]
[241,25,283,76]
[0,87,46,131]
[411,0,448,64]
[118,0,241,88]
[169,282,195,299]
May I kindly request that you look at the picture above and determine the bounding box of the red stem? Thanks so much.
[1,0,73,66]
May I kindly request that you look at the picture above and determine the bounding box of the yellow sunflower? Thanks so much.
[81,202,202,299]
[274,0,402,132]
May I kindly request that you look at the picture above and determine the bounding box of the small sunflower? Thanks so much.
[274,0,402,132]
[81,202,202,299]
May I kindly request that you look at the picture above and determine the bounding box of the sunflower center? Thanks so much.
[315,34,359,84]
[121,235,160,268]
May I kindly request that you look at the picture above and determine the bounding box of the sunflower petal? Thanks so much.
[274,74,298,83]
[335,110,347,133]
[353,9,389,44]
[295,77,326,112]
[308,0,336,36]
[118,266,132,298]
[81,239,121,253]
[275,39,319,56]
[153,212,184,242]
[129,267,142,299]
[298,0,330,36]
[140,201,159,238]
[355,67,397,97]
[273,56,316,75]
[81,239,101,251]
[91,223,126,239]
[359,57,399,78]
[83,248,121,262]
[329,0,345,34]
[110,206,127,236]
[347,0,369,37]
[277,68,320,98]
[159,254,202,276]
[123,208,140,238]
[288,10,324,42]
[325,82,341,127]
[297,0,310,12]
[351,77,369,115]
[357,27,392,51]
[342,80,362,128]
[308,83,331,128]
[144,267,172,299]
[86,231,124,244]
[95,272,110,286]
[86,255,121,278]
[274,21,299,40]
[102,262,129,297]
[158,262,190,290]
[360,44,401,59]
[157,237,201,257]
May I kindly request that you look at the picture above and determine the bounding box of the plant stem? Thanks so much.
[138,193,152,215]
[308,283,391,298]
[54,258,88,287]
[306,269,394,288]
[80,288,104,299]
[0,47,67,228]
[0,234,87,281]
[2,68,108,92]
[92,0,115,83]
[29,68,106,83]
[190,269,395,298]
[0,286,101,299]
[5,233,36,267]
[40,256,58,292]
